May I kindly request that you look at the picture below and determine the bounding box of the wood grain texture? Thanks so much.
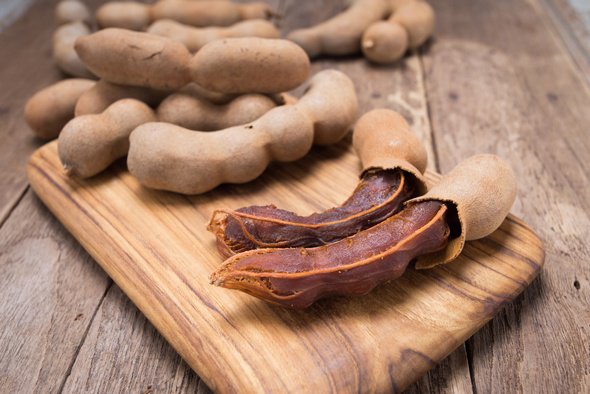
[27,141,544,393]
[0,191,110,394]
[424,0,590,392]
[62,285,200,394]
[0,0,104,225]
[539,0,590,82]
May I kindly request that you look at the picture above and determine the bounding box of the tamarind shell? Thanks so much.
[408,154,517,268]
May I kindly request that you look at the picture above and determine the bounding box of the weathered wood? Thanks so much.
[62,285,200,394]
[538,0,590,82]
[0,0,103,225]
[423,0,590,392]
[0,191,110,394]
[27,141,543,392]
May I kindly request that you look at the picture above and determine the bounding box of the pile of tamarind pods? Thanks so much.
[24,1,518,308]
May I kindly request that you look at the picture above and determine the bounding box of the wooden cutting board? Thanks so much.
[27,140,544,393]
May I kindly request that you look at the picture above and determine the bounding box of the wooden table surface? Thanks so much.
[1,0,588,393]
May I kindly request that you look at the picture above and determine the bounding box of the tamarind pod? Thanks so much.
[295,69,358,145]
[25,78,95,140]
[96,2,152,31]
[157,92,276,130]
[53,22,95,78]
[146,19,280,52]
[59,99,156,178]
[286,0,390,58]
[209,169,416,257]
[407,154,517,268]
[55,0,91,25]
[75,80,171,116]
[387,0,416,13]
[128,105,315,194]
[75,28,192,90]
[210,201,450,308]
[190,37,310,94]
[151,0,274,28]
[353,108,427,192]
[391,1,435,49]
[361,20,408,64]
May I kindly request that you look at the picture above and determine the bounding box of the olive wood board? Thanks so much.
[27,140,544,393]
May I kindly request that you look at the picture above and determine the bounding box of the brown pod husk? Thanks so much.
[295,69,358,145]
[190,37,310,95]
[407,154,517,268]
[353,108,427,193]
[25,78,95,140]
[75,79,171,116]
[391,1,435,49]
[75,28,192,90]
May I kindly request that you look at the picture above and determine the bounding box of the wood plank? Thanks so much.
[0,0,103,225]
[0,191,110,394]
[423,0,590,392]
[27,141,544,392]
[538,0,590,82]
[62,285,201,394]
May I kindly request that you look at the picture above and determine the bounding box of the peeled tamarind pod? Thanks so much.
[286,0,390,58]
[96,2,152,31]
[209,169,417,257]
[407,154,517,268]
[391,1,435,49]
[59,99,156,178]
[190,38,310,94]
[361,20,408,64]
[75,80,171,116]
[55,0,91,25]
[353,108,427,192]
[146,19,280,52]
[210,201,450,308]
[75,28,192,90]
[128,105,315,194]
[53,22,95,78]
[209,155,516,308]
[295,69,358,145]
[151,0,274,28]
[208,108,423,257]
[157,93,277,130]
[25,78,95,140]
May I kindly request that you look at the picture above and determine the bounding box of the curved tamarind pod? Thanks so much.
[190,38,310,94]
[408,154,517,268]
[210,201,450,308]
[75,80,171,116]
[361,20,408,64]
[55,0,91,25]
[295,69,358,145]
[59,99,156,178]
[209,169,416,257]
[157,92,277,130]
[25,78,95,140]
[353,108,427,192]
[96,2,152,31]
[286,0,390,58]
[391,1,435,49]
[53,22,95,78]
[128,105,315,194]
[75,28,192,90]
[151,0,274,28]
[146,19,280,52]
